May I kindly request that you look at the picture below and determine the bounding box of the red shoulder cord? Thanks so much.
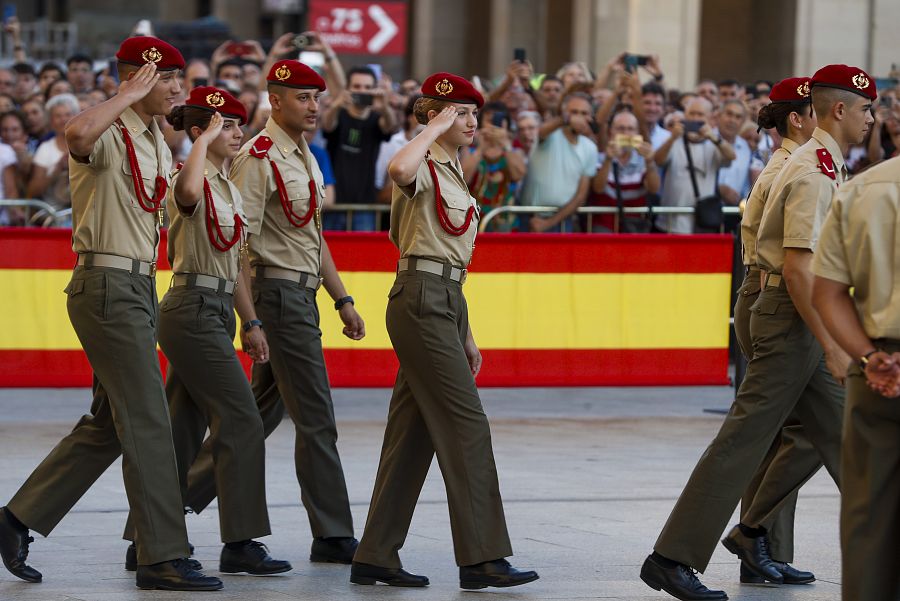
[116,120,167,212]
[270,160,317,228]
[203,178,244,252]
[426,154,475,236]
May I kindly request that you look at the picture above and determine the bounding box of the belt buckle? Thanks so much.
[460,269,467,285]
[315,277,323,290]
[149,262,157,277]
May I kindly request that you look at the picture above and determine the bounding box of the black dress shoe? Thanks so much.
[459,559,539,589]
[350,561,429,587]
[136,558,223,591]
[721,526,783,584]
[640,555,728,600]
[220,540,292,575]
[125,542,201,572]
[0,508,41,583]
[740,560,815,584]
[310,536,358,564]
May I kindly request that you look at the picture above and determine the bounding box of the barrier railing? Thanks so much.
[0,200,71,227]
[322,204,392,231]
[479,205,742,233]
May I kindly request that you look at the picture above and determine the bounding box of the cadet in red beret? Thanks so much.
[351,73,538,590]
[117,84,292,577]
[0,35,224,591]
[179,58,366,567]
[641,63,872,601]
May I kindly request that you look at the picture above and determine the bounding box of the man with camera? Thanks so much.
[321,65,396,231]
[652,96,735,233]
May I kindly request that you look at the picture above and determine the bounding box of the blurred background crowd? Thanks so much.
[1,9,899,233]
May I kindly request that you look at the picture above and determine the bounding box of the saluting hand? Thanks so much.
[339,304,366,340]
[198,112,225,144]
[118,63,160,103]
[426,106,458,136]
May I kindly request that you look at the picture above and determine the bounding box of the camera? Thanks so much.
[684,120,704,133]
[293,33,316,50]
[623,53,650,73]
[614,134,644,148]
[351,92,374,107]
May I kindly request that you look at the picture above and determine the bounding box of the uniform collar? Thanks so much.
[204,158,224,180]
[781,137,799,153]
[428,141,455,165]
[120,106,152,136]
[811,127,845,171]
[264,117,302,158]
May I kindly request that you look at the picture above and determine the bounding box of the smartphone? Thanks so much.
[293,33,315,50]
[192,77,208,89]
[367,63,383,83]
[351,92,373,107]
[623,53,650,73]
[880,95,894,108]
[684,120,704,133]
[514,48,526,63]
[107,59,119,83]
[490,111,508,128]
[2,4,15,23]
[226,42,255,57]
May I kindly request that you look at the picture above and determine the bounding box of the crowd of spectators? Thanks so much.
[2,17,900,232]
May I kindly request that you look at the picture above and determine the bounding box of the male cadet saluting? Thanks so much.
[181,60,365,563]
[812,154,900,601]
[0,37,222,591]
[640,63,875,601]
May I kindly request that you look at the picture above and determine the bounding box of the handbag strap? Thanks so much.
[682,136,701,200]
[611,160,625,226]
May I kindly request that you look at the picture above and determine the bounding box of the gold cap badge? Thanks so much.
[797,81,810,97]
[275,65,291,81]
[206,92,225,108]
[852,73,870,90]
[435,78,453,96]
[142,47,163,64]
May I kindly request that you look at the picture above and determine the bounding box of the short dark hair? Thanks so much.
[39,62,65,77]
[215,58,244,79]
[11,63,36,77]
[717,78,741,88]
[0,109,29,132]
[540,75,562,87]
[66,54,92,68]
[347,66,377,84]
[404,94,420,117]
[641,82,666,98]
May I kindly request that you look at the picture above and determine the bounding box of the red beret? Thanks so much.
[266,60,326,91]
[769,77,811,103]
[116,36,185,71]
[421,72,484,108]
[811,64,877,100]
[184,86,247,125]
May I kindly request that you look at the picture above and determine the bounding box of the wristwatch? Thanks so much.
[859,349,879,371]
[242,319,263,333]
[334,296,354,310]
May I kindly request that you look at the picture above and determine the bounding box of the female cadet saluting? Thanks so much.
[124,86,291,575]
[350,73,539,590]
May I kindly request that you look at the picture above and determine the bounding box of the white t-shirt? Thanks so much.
[0,143,17,200]
[33,138,65,176]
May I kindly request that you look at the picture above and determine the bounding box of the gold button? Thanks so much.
[131,128,138,133]
[283,147,289,153]
[204,169,208,176]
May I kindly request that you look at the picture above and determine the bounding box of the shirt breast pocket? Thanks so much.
[283,178,312,217]
[438,190,475,237]
[122,159,160,209]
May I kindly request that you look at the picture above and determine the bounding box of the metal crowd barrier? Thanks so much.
[322,204,392,232]
[479,205,742,233]
[0,199,71,227]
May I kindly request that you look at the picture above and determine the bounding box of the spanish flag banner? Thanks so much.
[0,229,733,387]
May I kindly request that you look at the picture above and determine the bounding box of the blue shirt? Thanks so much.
[309,143,335,186]
[718,136,752,199]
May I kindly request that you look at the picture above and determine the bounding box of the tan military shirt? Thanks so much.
[166,159,247,281]
[756,127,847,274]
[70,107,171,262]
[813,156,900,339]
[230,117,326,274]
[740,138,798,266]
[389,142,479,268]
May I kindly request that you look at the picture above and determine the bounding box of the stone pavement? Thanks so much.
[0,386,841,601]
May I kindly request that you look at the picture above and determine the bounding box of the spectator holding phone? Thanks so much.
[522,92,598,232]
[321,64,397,230]
[653,96,735,233]
[587,110,659,233]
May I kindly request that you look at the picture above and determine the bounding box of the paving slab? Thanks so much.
[0,386,840,601]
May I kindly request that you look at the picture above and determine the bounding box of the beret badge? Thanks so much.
[275,65,291,81]
[141,47,163,64]
[206,92,225,108]
[852,73,870,90]
[435,78,453,96]
[796,81,810,97]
